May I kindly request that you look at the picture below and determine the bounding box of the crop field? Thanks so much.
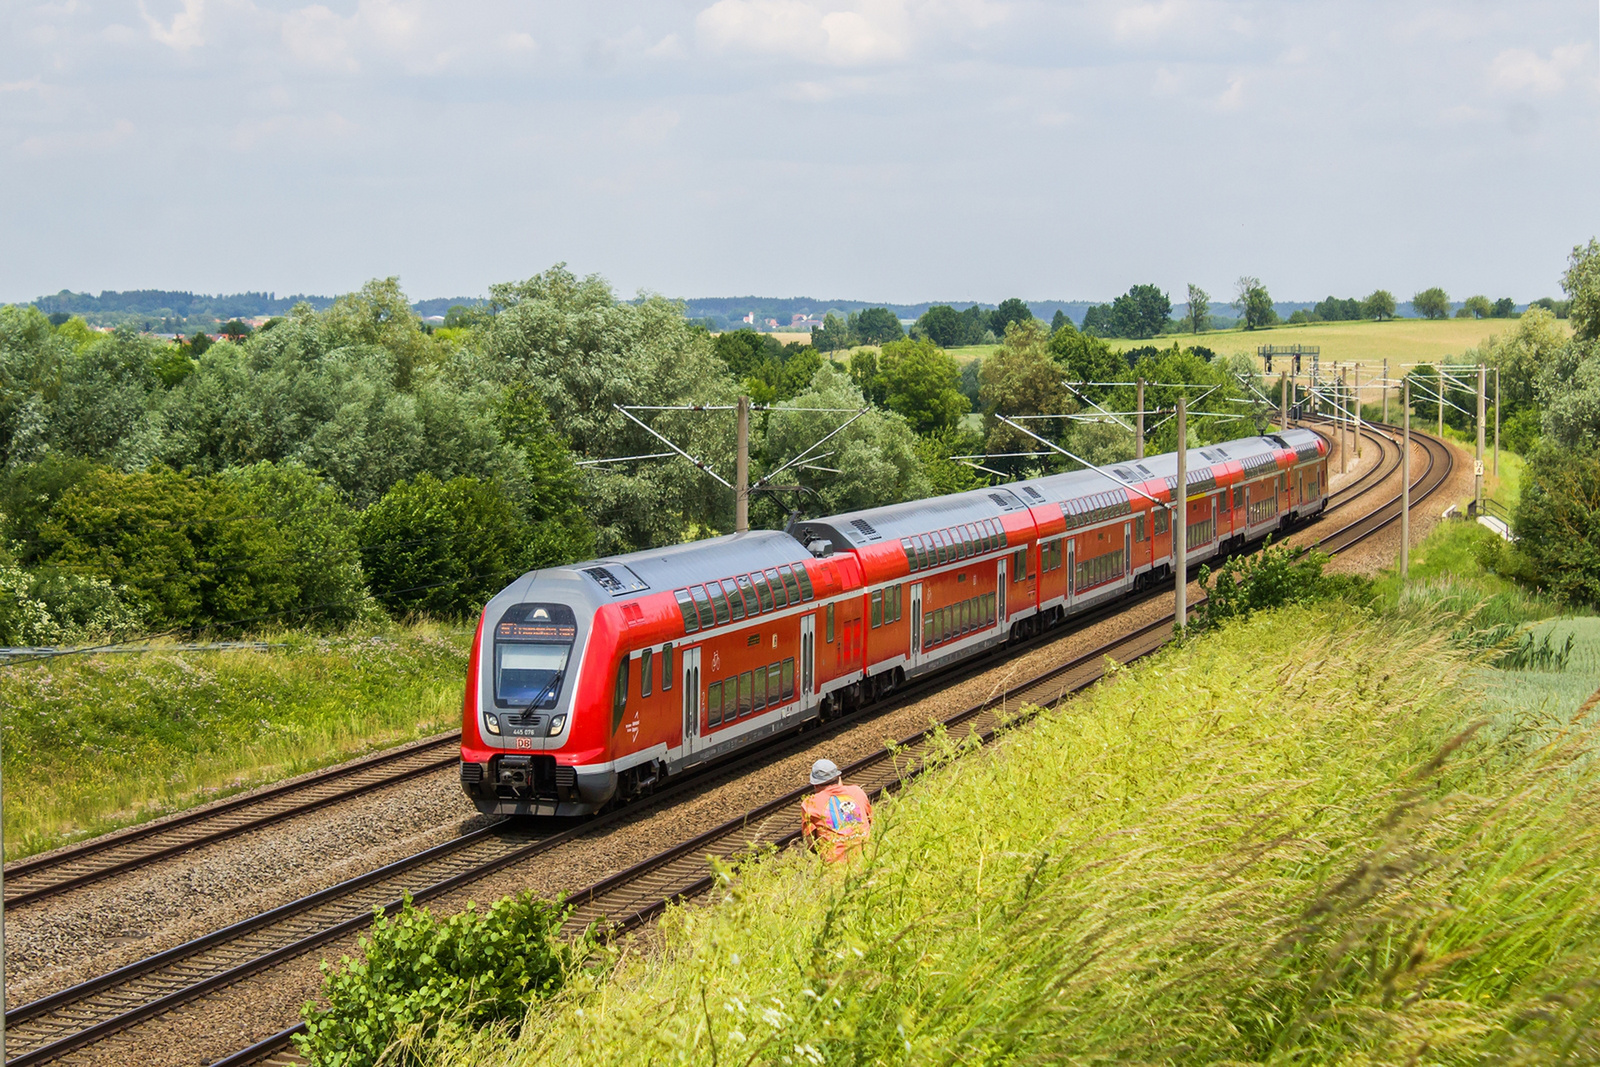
[0,622,470,860]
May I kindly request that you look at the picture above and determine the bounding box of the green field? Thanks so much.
[949,318,1567,384]
[1,622,469,860]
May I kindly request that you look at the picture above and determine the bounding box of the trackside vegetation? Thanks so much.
[402,603,1600,1066]
[0,622,467,859]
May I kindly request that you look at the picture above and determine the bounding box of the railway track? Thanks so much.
[3,734,462,909]
[9,422,1450,1067]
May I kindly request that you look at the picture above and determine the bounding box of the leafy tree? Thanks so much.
[38,466,298,630]
[1234,277,1277,330]
[482,265,736,553]
[220,319,253,342]
[761,365,929,519]
[1405,364,1441,422]
[1109,284,1171,340]
[878,338,969,435]
[1195,540,1368,631]
[979,320,1075,474]
[989,298,1033,337]
[1314,296,1362,321]
[1564,238,1600,342]
[852,307,904,345]
[494,382,596,567]
[1049,321,1124,400]
[188,330,213,356]
[1412,287,1451,320]
[49,327,164,465]
[1361,289,1397,320]
[1505,443,1600,605]
[914,427,983,496]
[1492,297,1516,318]
[1531,296,1571,319]
[360,473,530,617]
[1461,295,1493,319]
[1473,308,1566,422]
[323,277,436,389]
[811,312,852,353]
[1186,284,1210,333]
[1080,304,1113,336]
[913,305,963,348]
[1049,309,1070,334]
[0,305,70,467]
[224,462,368,625]
[847,349,887,407]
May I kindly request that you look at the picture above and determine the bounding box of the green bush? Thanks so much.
[298,891,582,1067]
[1195,538,1370,631]
[359,474,529,618]
[1505,442,1600,606]
[37,466,298,631]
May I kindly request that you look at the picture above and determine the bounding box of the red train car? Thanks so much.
[459,429,1328,816]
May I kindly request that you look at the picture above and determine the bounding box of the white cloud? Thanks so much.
[230,110,359,151]
[139,0,206,50]
[1489,44,1589,95]
[18,118,135,158]
[0,78,46,93]
[696,0,910,65]
[282,5,359,71]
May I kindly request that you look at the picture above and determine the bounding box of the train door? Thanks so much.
[800,613,816,710]
[681,647,703,759]
[1211,498,1218,550]
[1124,522,1131,584]
[1067,539,1076,602]
[996,560,1006,626]
[909,583,924,669]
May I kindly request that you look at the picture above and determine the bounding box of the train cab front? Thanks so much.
[459,586,616,817]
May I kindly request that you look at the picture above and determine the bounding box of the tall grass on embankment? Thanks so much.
[447,604,1600,1066]
[2,622,468,860]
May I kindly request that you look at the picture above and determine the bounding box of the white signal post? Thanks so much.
[1401,379,1411,582]
[1382,358,1390,423]
[1494,367,1500,478]
[1173,395,1188,635]
[1353,364,1362,458]
[1339,371,1348,476]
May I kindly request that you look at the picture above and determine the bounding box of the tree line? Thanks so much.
[0,269,1274,644]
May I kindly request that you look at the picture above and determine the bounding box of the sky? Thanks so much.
[3,0,1599,305]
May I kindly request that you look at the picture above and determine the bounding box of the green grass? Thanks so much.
[1,622,469,860]
[429,602,1600,1067]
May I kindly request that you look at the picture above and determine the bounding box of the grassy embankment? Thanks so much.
[1,622,469,860]
[429,566,1600,1064]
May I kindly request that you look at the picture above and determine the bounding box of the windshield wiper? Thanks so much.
[523,670,564,715]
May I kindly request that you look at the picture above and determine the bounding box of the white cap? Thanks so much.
[809,758,841,786]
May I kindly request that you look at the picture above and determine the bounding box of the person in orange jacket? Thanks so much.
[800,758,873,862]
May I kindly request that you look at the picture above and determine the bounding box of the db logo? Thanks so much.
[772,634,778,649]
[711,651,721,672]
[515,737,533,750]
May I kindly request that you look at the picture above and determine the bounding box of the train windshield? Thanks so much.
[493,603,578,709]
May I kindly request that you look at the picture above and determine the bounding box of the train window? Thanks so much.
[943,529,958,560]
[674,590,700,633]
[826,603,835,643]
[752,572,775,612]
[987,520,1001,550]
[707,581,731,625]
[794,565,815,601]
[768,663,783,706]
[782,658,795,701]
[1012,547,1027,579]
[614,657,629,720]
[1154,508,1169,535]
[943,608,953,643]
[739,671,754,716]
[1135,515,1145,542]
[734,575,760,616]
[923,611,934,644]
[957,527,970,559]
[723,580,746,622]
[689,586,715,629]
[708,681,723,727]
[662,643,674,690]
[996,520,1008,547]
[965,524,979,554]
[986,592,996,624]
[779,566,803,604]
[753,666,767,711]
[871,589,883,628]
[641,648,653,697]
[765,568,789,609]
[891,584,902,622]
[902,537,918,571]
[1233,485,1244,508]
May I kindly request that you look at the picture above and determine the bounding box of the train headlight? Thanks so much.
[484,713,501,735]
[548,714,567,736]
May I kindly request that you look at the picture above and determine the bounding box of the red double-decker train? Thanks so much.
[459,428,1328,816]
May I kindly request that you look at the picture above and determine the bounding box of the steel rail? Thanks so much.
[3,734,462,908]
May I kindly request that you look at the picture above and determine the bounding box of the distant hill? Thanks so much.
[680,296,1100,331]
[24,290,486,330]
